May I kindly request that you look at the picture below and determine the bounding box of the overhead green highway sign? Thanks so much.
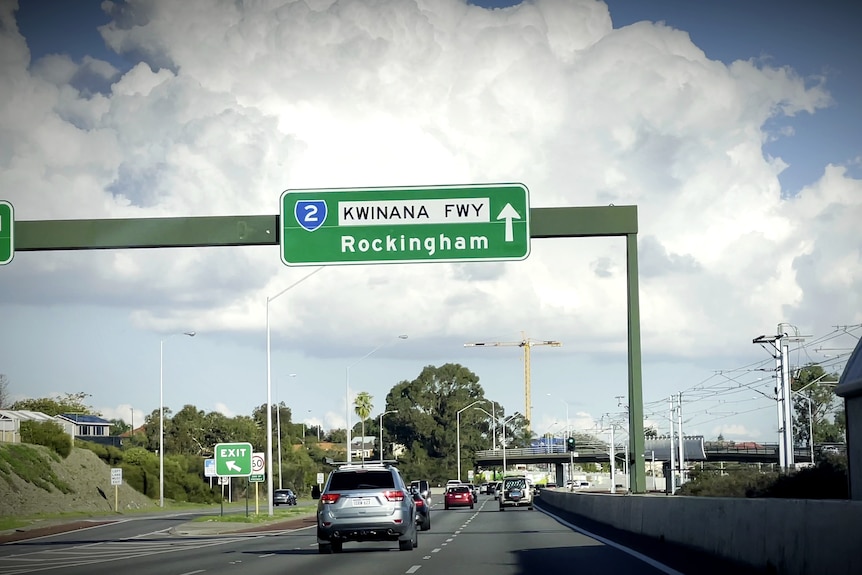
[0,201,13,265]
[214,442,253,477]
[280,184,530,266]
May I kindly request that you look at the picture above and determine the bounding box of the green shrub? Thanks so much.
[20,420,73,458]
[76,440,124,465]
[679,458,849,499]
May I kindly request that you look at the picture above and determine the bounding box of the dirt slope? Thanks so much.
[0,444,157,517]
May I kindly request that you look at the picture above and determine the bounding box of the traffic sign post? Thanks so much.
[215,442,253,477]
[250,452,265,482]
[281,184,530,266]
[0,200,13,265]
[110,468,122,512]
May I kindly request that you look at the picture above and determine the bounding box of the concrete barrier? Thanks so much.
[539,490,862,575]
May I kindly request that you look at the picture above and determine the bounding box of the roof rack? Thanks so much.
[334,459,399,470]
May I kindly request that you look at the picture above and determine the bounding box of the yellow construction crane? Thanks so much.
[464,331,562,432]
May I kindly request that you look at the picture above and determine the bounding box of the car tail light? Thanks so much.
[414,498,425,508]
[383,490,405,502]
[321,493,340,504]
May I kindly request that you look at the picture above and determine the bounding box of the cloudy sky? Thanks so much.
[1,0,860,446]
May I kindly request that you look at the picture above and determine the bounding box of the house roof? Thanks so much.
[58,413,111,425]
[0,410,55,422]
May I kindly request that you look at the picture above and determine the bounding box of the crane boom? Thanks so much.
[464,332,561,432]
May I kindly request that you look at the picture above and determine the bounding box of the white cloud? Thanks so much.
[1,0,857,440]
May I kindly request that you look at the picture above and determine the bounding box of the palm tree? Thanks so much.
[354,392,374,462]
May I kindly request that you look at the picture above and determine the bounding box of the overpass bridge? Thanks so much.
[473,440,826,468]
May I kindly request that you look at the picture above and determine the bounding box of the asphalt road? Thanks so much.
[0,496,762,575]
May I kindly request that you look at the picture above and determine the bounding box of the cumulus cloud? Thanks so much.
[1,0,857,434]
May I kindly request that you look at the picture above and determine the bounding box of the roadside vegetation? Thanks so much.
[678,456,848,498]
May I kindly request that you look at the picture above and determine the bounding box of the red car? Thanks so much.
[444,485,474,510]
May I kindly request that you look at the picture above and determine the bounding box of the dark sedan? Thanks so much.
[412,491,431,530]
[273,488,297,506]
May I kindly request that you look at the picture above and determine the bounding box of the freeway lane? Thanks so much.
[0,497,686,575]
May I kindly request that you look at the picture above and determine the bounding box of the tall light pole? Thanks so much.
[547,393,570,438]
[160,330,195,508]
[379,410,398,462]
[266,267,324,516]
[474,406,497,450]
[276,374,297,490]
[501,413,519,477]
[345,335,408,463]
[457,400,486,481]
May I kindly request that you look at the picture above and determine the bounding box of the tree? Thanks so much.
[791,364,843,446]
[354,392,374,462]
[383,363,501,482]
[0,374,9,409]
[11,392,99,416]
[110,418,131,436]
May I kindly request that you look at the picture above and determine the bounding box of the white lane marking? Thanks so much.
[423,555,431,559]
[538,507,686,575]
[259,553,275,557]
[445,538,454,542]
[179,571,205,575]
[432,548,441,553]
[406,566,422,573]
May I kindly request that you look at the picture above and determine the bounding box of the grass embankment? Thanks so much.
[192,505,315,523]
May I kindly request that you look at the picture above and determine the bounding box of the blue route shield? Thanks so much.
[294,200,328,232]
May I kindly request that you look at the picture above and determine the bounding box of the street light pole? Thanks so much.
[379,410,398,462]
[276,374,297,490]
[457,400,486,481]
[501,413,518,477]
[345,335,407,463]
[160,331,195,508]
[266,267,323,516]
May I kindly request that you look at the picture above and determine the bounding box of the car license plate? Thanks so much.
[352,497,374,506]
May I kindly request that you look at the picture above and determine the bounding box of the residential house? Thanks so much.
[0,410,57,443]
[56,413,121,447]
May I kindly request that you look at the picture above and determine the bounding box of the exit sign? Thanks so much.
[0,201,13,265]
[280,184,530,266]
[214,442,253,477]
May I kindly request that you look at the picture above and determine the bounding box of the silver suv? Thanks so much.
[315,463,418,553]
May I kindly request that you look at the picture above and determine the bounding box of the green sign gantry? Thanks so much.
[0,201,13,265]
[280,184,530,266]
[214,442,253,477]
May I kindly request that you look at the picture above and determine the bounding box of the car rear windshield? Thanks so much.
[329,470,396,490]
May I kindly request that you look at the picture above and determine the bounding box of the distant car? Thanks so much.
[465,483,479,502]
[444,485,474,510]
[479,482,490,494]
[492,481,502,500]
[273,488,297,506]
[411,479,431,505]
[412,491,431,531]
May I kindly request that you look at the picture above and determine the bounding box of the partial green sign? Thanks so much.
[280,184,530,266]
[0,201,13,265]
[214,442,253,477]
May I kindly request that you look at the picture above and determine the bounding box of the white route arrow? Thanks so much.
[226,461,241,472]
[496,203,521,243]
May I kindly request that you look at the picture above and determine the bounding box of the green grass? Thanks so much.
[0,517,28,531]
[0,444,73,494]
[191,506,314,523]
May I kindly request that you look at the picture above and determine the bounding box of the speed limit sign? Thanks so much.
[252,452,265,474]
